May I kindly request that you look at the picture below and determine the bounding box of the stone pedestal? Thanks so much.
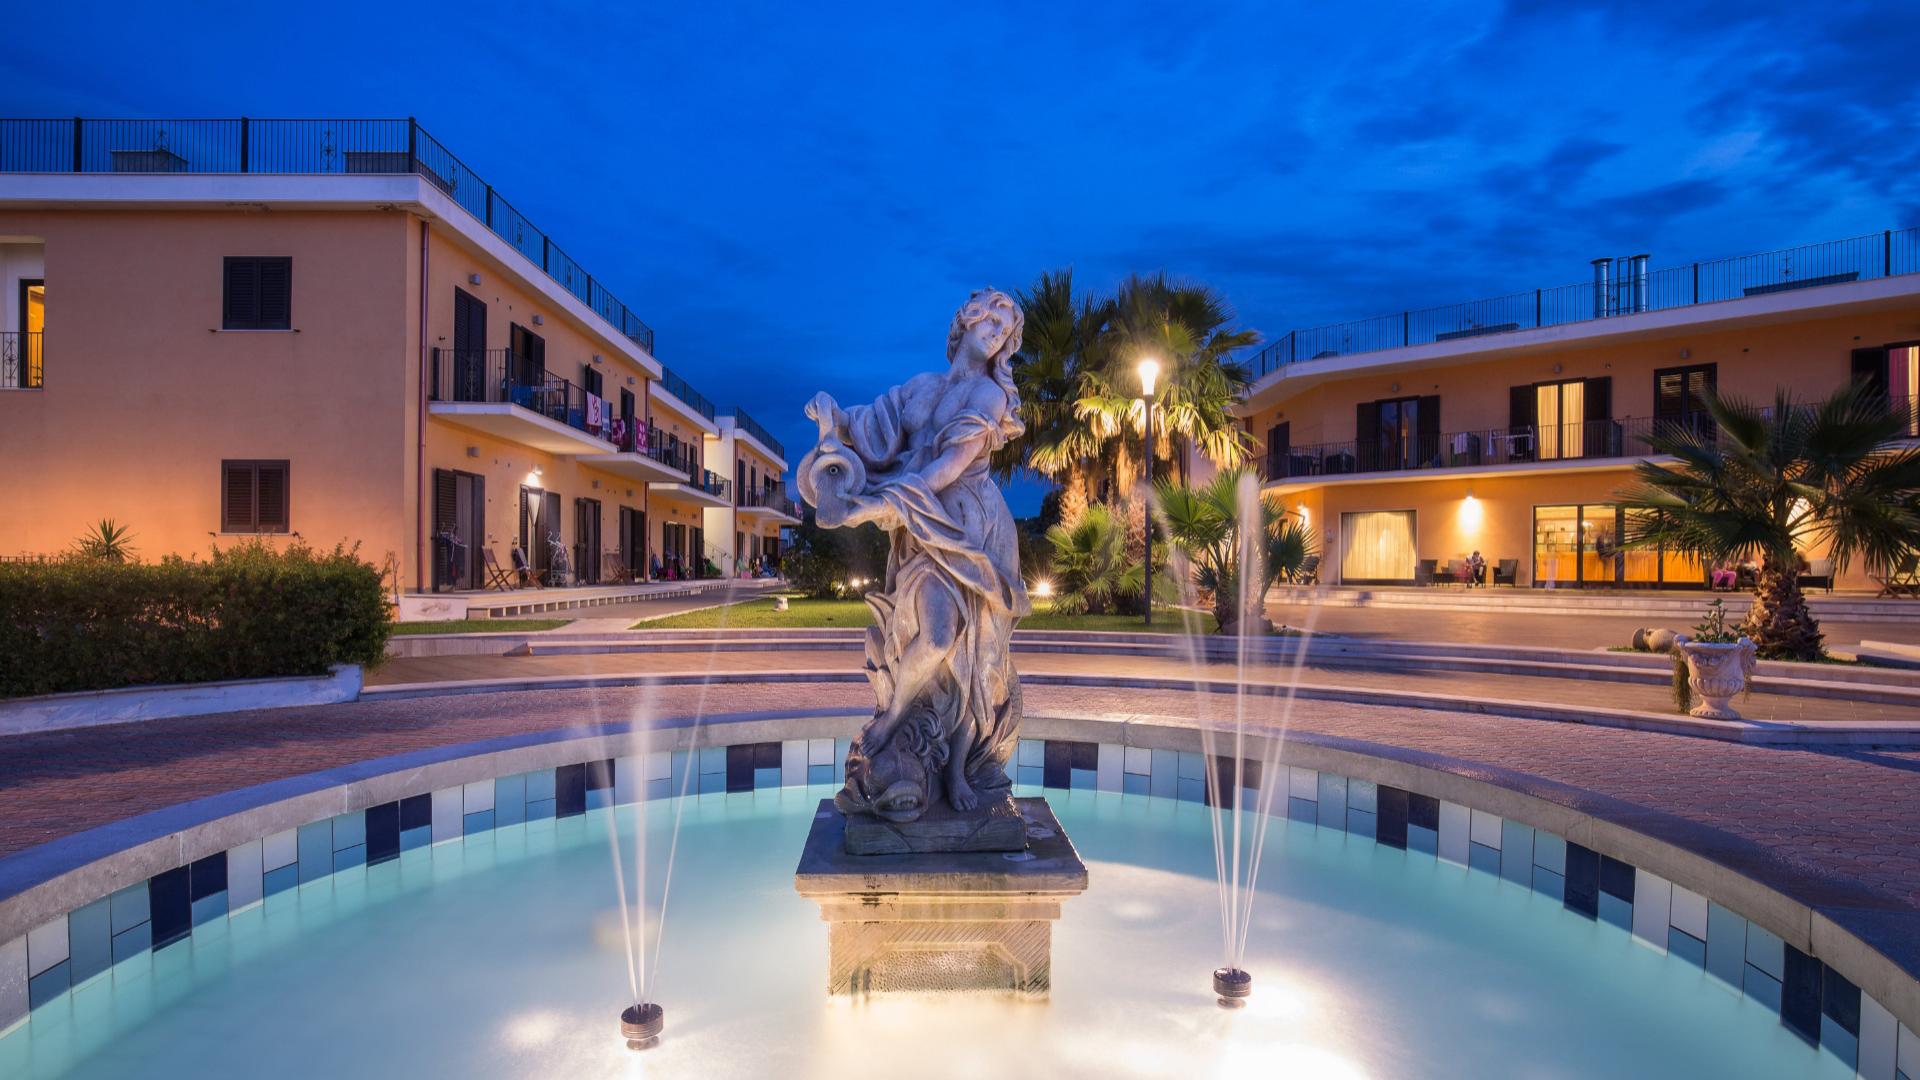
[843,793,1026,854]
[794,798,1088,999]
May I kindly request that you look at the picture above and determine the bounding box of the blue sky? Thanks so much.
[7,1,1915,514]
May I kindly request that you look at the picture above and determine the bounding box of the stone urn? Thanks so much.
[1677,636,1757,720]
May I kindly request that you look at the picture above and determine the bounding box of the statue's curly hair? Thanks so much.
[945,287,1025,443]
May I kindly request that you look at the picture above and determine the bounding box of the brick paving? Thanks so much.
[2,655,1918,975]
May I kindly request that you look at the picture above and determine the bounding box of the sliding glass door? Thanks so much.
[1535,504,1701,587]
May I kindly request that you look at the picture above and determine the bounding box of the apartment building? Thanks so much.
[0,117,801,595]
[1236,230,1920,590]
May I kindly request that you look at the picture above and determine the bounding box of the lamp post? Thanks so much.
[1137,357,1161,626]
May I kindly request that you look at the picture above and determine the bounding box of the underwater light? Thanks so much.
[620,1002,664,1050]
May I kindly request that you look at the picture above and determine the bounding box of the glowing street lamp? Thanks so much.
[1137,358,1161,626]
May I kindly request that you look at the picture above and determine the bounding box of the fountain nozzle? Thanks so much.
[620,1002,665,1049]
[1213,967,1252,1002]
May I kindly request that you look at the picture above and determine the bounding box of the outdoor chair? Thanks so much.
[1296,554,1320,585]
[1415,559,1441,586]
[1798,558,1834,593]
[510,546,546,588]
[1452,560,1475,586]
[479,549,516,592]
[1493,558,1519,586]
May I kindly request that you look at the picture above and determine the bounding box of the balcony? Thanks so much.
[651,468,733,509]
[1261,398,1920,488]
[0,118,656,355]
[428,347,658,463]
[732,408,785,463]
[582,428,701,484]
[739,485,802,522]
[1,331,41,389]
[656,366,716,424]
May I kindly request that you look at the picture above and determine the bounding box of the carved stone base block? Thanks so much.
[794,798,1088,999]
[843,793,1025,854]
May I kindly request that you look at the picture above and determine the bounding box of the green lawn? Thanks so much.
[635,595,1217,634]
[390,618,572,636]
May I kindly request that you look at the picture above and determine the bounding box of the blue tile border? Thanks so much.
[0,727,1909,1069]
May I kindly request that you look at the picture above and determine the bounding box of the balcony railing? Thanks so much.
[1261,398,1920,482]
[0,118,656,355]
[692,470,732,500]
[733,408,784,459]
[429,345,610,444]
[1,331,42,389]
[1244,228,1920,378]
[741,486,801,517]
[659,366,716,421]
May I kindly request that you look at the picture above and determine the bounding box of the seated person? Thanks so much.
[1467,550,1487,587]
[1709,563,1738,590]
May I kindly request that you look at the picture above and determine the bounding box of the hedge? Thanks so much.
[0,541,392,699]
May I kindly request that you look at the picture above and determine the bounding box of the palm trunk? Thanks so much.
[1741,557,1823,661]
[1059,469,1089,526]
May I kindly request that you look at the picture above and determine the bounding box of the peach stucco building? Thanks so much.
[1232,233,1920,591]
[0,118,799,597]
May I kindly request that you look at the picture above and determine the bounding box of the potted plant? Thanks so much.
[1673,599,1757,720]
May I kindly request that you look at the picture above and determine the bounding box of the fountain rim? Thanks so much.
[0,699,1914,1037]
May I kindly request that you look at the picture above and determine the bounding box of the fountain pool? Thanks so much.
[0,780,1849,1079]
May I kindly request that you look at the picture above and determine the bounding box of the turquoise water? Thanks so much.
[0,786,1850,1079]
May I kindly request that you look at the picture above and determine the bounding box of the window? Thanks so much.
[1654,364,1716,440]
[1339,510,1416,583]
[1854,343,1920,437]
[1534,380,1585,460]
[1355,396,1438,472]
[1509,377,1613,461]
[222,460,290,533]
[222,257,292,330]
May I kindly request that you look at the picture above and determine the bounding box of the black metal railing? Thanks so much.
[658,366,716,421]
[1,331,42,389]
[741,485,801,517]
[0,118,657,355]
[692,470,731,500]
[638,438,698,477]
[733,408,784,459]
[1260,398,1920,482]
[1245,228,1920,377]
[430,346,593,434]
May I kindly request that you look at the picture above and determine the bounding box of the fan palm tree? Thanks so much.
[1156,469,1315,634]
[1618,383,1920,660]
[1043,503,1129,615]
[995,270,1111,523]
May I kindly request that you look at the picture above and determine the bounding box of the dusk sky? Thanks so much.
[8,1,1915,513]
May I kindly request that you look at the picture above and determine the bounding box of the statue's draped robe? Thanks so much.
[838,377,1030,799]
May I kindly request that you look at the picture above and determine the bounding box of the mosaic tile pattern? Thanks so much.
[2,733,1915,1080]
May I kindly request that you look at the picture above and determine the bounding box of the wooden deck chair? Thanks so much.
[480,548,516,591]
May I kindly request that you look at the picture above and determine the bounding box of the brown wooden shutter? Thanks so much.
[222,462,254,532]
[256,462,289,532]
[1582,376,1613,456]
[1354,401,1379,472]
[257,258,291,329]
[223,258,257,329]
[1416,395,1440,466]
[1508,386,1533,462]
[433,469,457,535]
[1852,347,1890,399]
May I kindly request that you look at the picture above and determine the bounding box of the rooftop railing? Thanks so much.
[732,409,784,459]
[0,117,657,355]
[658,366,716,421]
[1245,228,1920,379]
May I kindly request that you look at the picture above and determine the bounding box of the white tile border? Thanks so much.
[25,914,67,976]
[1632,869,1673,952]
[1670,884,1709,941]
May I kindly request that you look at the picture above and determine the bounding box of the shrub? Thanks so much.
[782,548,844,599]
[0,541,392,699]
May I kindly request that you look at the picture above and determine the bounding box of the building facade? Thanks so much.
[1235,232,1920,591]
[0,118,801,593]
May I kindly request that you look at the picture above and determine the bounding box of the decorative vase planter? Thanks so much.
[1677,638,1757,720]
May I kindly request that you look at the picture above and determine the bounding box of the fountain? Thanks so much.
[791,287,1087,996]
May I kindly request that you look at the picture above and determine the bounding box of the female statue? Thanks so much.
[798,288,1031,823]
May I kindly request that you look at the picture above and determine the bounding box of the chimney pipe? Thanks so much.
[1629,254,1650,313]
[1591,258,1614,317]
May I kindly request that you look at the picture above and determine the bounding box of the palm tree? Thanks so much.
[73,519,136,562]
[995,270,1110,523]
[1042,503,1139,615]
[1618,383,1920,660]
[1156,469,1315,634]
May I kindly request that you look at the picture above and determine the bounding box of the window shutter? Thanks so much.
[223,462,254,532]
[1655,370,1684,420]
[1507,386,1533,462]
[1583,376,1613,456]
[1852,347,1890,399]
[257,258,291,329]
[1416,395,1440,466]
[223,258,257,329]
[1352,401,1378,472]
[255,462,289,532]
[433,469,457,535]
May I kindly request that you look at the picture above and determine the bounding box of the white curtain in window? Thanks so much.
[1340,511,1416,581]
[1536,381,1585,460]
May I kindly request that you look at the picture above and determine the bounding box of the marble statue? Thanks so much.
[798,288,1031,833]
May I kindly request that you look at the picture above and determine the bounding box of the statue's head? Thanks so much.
[946,288,1023,371]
